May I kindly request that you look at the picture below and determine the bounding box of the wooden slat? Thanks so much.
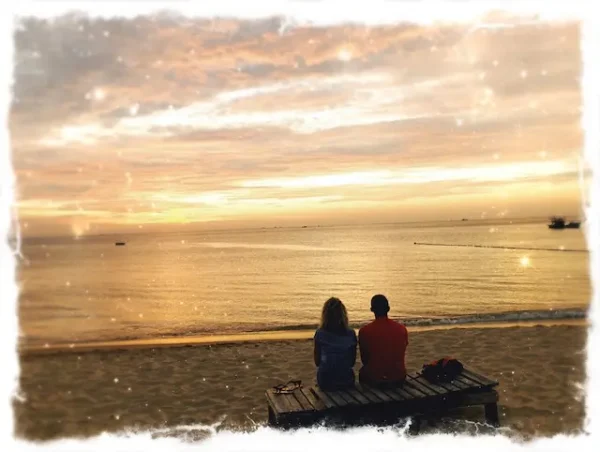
[311,387,337,409]
[404,379,436,398]
[279,392,304,412]
[300,387,326,411]
[336,390,362,405]
[360,385,386,403]
[394,381,429,400]
[266,390,289,416]
[345,387,371,405]
[326,390,351,407]
[434,380,465,393]
[422,380,451,395]
[354,384,381,404]
[410,375,449,395]
[381,387,408,401]
[393,385,420,400]
[455,374,480,389]
[462,368,498,387]
[447,378,470,391]
[458,371,485,387]
[363,385,394,403]
[379,387,404,402]
[293,390,315,412]
[407,374,446,395]
[273,393,293,413]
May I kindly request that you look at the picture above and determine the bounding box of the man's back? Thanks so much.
[358,317,408,383]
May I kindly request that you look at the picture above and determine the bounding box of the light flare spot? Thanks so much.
[337,48,353,61]
[92,88,106,101]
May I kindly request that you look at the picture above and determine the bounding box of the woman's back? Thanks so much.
[314,327,356,389]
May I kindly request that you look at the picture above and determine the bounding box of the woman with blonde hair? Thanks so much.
[313,297,357,390]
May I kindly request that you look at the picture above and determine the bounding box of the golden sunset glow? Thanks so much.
[10,16,585,237]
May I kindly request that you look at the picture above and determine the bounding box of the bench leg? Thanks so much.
[268,405,277,426]
[408,416,421,435]
[484,403,499,427]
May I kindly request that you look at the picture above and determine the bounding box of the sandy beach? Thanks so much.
[15,324,586,441]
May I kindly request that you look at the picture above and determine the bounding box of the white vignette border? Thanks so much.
[1,1,598,451]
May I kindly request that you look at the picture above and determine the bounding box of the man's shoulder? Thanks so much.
[389,318,407,330]
[380,318,407,335]
[358,320,377,336]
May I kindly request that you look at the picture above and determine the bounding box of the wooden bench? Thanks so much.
[265,367,499,430]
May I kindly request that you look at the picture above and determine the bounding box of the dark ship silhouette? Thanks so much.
[548,217,581,230]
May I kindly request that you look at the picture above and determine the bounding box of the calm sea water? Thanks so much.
[17,221,591,346]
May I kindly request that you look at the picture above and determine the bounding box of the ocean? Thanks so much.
[17,220,591,348]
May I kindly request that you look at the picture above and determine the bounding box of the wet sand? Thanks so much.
[15,324,587,441]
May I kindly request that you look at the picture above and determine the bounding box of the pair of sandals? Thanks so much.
[272,379,302,394]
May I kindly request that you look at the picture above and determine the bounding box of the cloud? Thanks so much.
[10,15,584,236]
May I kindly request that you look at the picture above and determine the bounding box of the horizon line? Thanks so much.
[12,214,584,241]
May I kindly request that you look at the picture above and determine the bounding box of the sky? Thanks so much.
[10,13,586,238]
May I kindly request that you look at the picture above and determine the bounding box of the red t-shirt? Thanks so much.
[358,317,408,383]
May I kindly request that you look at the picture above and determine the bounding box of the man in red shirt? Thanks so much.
[358,294,409,385]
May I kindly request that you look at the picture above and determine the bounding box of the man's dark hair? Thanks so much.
[370,294,390,317]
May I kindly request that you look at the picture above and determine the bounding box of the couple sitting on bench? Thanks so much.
[314,294,408,391]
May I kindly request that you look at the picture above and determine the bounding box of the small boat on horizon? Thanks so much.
[548,217,581,230]
[115,242,126,246]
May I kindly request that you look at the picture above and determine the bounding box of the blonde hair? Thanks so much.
[319,297,349,334]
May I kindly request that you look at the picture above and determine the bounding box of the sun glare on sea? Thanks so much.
[520,256,531,267]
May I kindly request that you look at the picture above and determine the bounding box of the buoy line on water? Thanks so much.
[413,242,588,253]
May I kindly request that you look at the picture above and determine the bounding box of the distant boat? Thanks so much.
[548,217,581,230]
[115,242,126,246]
[461,218,468,221]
